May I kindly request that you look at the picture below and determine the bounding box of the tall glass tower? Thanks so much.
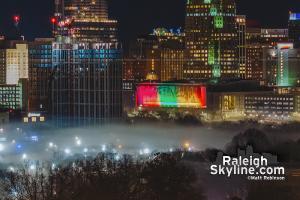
[52,0,123,126]
[184,0,238,80]
[54,0,118,44]
[289,13,300,48]
[64,0,109,20]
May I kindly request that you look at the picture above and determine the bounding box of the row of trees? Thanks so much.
[0,153,205,200]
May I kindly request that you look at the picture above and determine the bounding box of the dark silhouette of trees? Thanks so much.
[225,128,272,155]
[0,153,205,200]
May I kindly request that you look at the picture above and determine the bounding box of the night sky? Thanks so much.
[0,0,299,43]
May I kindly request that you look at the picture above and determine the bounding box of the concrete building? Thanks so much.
[0,41,28,85]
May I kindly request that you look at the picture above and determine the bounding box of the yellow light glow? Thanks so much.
[23,117,29,123]
[40,117,45,122]
[32,117,37,122]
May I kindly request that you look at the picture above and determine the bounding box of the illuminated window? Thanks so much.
[40,117,45,122]
[23,117,29,123]
[32,117,37,122]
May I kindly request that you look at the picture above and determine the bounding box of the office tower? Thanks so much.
[0,82,26,111]
[51,40,122,126]
[28,38,54,112]
[54,0,118,44]
[125,35,157,83]
[0,41,28,112]
[236,15,246,79]
[245,28,287,83]
[246,28,288,47]
[122,28,184,110]
[125,28,185,82]
[263,43,300,87]
[288,13,300,48]
[185,0,238,80]
[0,41,28,85]
[246,28,261,44]
[146,28,185,82]
[260,29,288,46]
[245,44,264,80]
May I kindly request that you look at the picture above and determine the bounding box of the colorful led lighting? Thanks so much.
[136,84,207,108]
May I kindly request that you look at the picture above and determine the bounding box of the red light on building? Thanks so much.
[13,15,20,23]
[51,17,57,24]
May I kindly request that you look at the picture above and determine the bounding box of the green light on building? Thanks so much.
[158,86,178,107]
[212,64,221,78]
[210,7,218,16]
[277,51,291,86]
[204,0,212,4]
[208,45,215,65]
[214,16,224,28]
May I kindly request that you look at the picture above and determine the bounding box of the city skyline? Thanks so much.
[0,0,299,43]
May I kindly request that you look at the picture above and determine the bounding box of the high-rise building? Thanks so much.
[246,28,288,47]
[263,43,300,87]
[0,81,26,111]
[245,28,288,83]
[123,28,185,110]
[245,44,266,81]
[51,40,123,126]
[288,13,300,48]
[125,28,185,82]
[185,0,238,80]
[236,15,246,79]
[0,41,28,85]
[28,38,54,112]
[54,0,118,43]
[260,29,288,46]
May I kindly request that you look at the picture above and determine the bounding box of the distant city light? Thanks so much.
[22,154,27,160]
[76,139,82,146]
[64,148,71,155]
[102,144,106,152]
[29,164,36,171]
[143,148,150,154]
[0,144,5,152]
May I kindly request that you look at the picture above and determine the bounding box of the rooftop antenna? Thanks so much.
[13,15,22,39]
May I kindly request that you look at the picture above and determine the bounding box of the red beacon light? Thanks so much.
[51,17,57,24]
[13,15,20,23]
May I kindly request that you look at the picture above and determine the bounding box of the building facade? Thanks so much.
[0,82,26,112]
[288,13,300,48]
[245,94,294,119]
[125,28,185,83]
[236,15,246,79]
[0,41,28,85]
[54,0,118,43]
[263,43,300,87]
[51,40,123,126]
[185,0,238,79]
[28,38,54,112]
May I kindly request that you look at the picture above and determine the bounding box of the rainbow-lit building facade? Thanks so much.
[136,83,206,109]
